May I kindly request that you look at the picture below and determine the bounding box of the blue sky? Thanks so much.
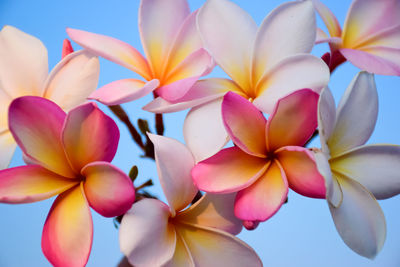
[1,0,400,266]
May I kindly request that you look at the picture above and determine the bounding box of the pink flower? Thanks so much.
[192,90,326,223]
[0,96,135,267]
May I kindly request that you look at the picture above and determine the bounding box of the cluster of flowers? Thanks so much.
[0,0,399,266]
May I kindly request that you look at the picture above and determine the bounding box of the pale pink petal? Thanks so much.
[318,87,336,154]
[89,79,159,106]
[183,98,229,162]
[357,24,400,48]
[43,50,100,111]
[329,175,386,259]
[331,144,400,200]
[315,31,342,45]
[66,28,152,80]
[0,89,11,129]
[276,146,325,198]
[0,25,48,97]
[312,0,342,37]
[81,162,135,217]
[42,184,93,267]
[0,130,17,170]
[8,96,75,178]
[148,133,197,215]
[61,39,74,59]
[139,0,190,77]
[176,224,262,267]
[253,54,329,114]
[119,199,176,267]
[0,165,78,204]
[192,147,269,194]
[234,160,288,221]
[164,232,194,267]
[222,92,267,157]
[62,102,119,172]
[328,72,378,156]
[177,193,242,235]
[197,0,257,90]
[252,0,316,83]
[266,89,319,151]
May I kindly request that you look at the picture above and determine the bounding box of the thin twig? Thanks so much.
[153,91,165,135]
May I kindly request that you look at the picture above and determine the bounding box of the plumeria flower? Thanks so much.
[0,96,135,267]
[313,0,400,74]
[192,90,326,224]
[119,134,262,267]
[148,0,329,162]
[67,0,214,107]
[0,25,100,169]
[314,71,400,258]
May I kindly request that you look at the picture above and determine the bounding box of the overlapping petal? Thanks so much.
[312,0,342,37]
[164,233,194,267]
[0,130,16,169]
[317,87,336,154]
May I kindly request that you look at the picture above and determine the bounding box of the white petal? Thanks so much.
[318,87,336,155]
[0,130,17,170]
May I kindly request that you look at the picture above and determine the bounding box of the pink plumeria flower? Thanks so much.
[0,25,100,169]
[313,0,400,74]
[314,72,400,259]
[147,0,329,162]
[192,90,326,224]
[119,134,262,267]
[67,0,214,107]
[0,96,135,267]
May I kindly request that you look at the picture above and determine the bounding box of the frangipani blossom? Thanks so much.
[67,0,214,107]
[157,0,329,162]
[0,96,135,267]
[315,71,400,258]
[0,25,100,169]
[192,90,326,223]
[313,0,400,75]
[119,134,262,267]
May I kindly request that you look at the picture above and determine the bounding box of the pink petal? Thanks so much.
[222,92,267,157]
[89,78,159,106]
[0,165,78,203]
[42,184,93,267]
[119,199,176,267]
[192,147,269,194]
[197,0,257,91]
[61,39,74,59]
[0,129,17,170]
[139,0,190,77]
[148,134,197,215]
[252,0,316,83]
[62,102,119,172]
[357,24,400,48]
[8,96,75,178]
[276,146,326,198]
[266,89,319,151]
[81,162,135,217]
[43,50,100,111]
[312,0,342,37]
[234,160,288,222]
[66,28,152,80]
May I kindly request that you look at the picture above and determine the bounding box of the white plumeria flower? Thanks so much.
[315,71,400,259]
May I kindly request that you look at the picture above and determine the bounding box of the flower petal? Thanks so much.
[8,96,75,178]
[192,147,269,194]
[164,232,194,267]
[119,199,176,267]
[312,0,342,37]
[276,146,326,198]
[177,193,242,235]
[66,28,152,80]
[89,79,159,106]
[234,160,288,221]
[328,72,377,156]
[81,162,135,217]
[42,184,93,267]
[139,0,190,77]
[197,0,257,90]
[148,133,197,215]
[62,39,74,59]
[331,144,400,200]
[175,223,262,267]
[252,0,316,83]
[266,89,319,151]
[0,130,17,170]
[253,54,329,114]
[62,102,119,172]
[0,165,78,203]
[318,87,336,154]
[222,92,266,157]
[183,98,229,162]
[329,175,386,259]
[0,25,48,98]
[43,50,100,111]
